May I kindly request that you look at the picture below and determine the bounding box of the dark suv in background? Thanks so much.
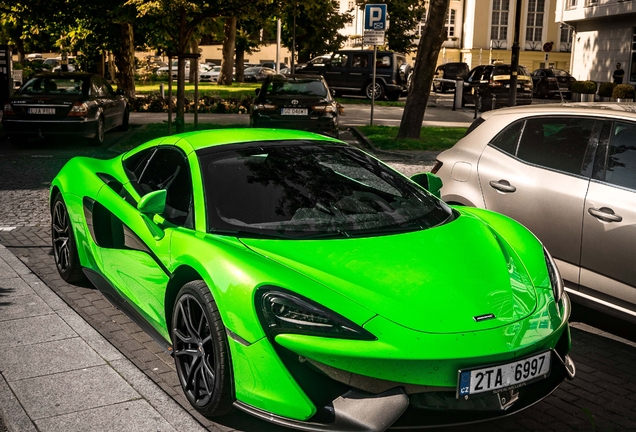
[462,63,533,111]
[296,50,412,100]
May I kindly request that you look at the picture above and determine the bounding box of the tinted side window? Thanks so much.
[517,117,594,175]
[604,121,636,190]
[138,148,194,227]
[489,120,523,155]
[331,53,349,67]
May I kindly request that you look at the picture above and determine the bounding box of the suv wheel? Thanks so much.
[365,82,385,100]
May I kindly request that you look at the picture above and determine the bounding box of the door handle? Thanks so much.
[489,180,516,193]
[588,207,623,223]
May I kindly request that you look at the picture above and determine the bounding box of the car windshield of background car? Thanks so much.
[199,143,452,238]
[265,80,327,97]
[20,77,86,95]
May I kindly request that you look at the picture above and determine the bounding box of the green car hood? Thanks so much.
[241,213,538,334]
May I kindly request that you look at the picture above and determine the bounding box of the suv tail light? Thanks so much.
[3,102,15,116]
[68,101,89,117]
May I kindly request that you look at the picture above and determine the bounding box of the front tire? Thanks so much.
[51,194,85,283]
[172,281,234,417]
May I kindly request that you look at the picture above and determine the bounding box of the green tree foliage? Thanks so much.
[384,0,427,53]
[280,0,351,63]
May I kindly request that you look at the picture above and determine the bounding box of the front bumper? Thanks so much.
[229,293,573,430]
[2,117,98,139]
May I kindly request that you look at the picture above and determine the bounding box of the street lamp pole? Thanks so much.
[509,0,522,107]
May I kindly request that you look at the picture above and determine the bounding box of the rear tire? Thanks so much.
[90,116,105,146]
[365,82,385,100]
[51,194,85,283]
[119,108,129,131]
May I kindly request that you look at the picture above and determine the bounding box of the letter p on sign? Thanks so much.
[365,4,387,31]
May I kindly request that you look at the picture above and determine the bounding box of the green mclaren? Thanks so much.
[50,128,575,430]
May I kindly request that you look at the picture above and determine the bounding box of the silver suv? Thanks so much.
[433,103,636,323]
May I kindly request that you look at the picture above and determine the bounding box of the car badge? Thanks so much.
[473,313,496,322]
[291,100,299,105]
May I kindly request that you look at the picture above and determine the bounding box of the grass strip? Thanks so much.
[359,125,467,151]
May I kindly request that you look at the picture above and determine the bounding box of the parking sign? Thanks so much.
[365,4,387,31]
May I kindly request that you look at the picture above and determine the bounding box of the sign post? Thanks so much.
[543,41,553,67]
[364,4,387,126]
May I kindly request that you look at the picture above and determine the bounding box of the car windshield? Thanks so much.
[264,80,327,97]
[199,142,452,239]
[19,76,88,96]
[245,67,261,73]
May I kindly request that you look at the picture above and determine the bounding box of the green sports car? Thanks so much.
[50,128,575,430]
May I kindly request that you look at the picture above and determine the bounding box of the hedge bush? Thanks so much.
[571,80,597,94]
[612,84,635,99]
[598,82,616,98]
[129,93,253,114]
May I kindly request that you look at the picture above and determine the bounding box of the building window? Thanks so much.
[567,0,577,8]
[347,0,354,10]
[526,0,545,50]
[586,0,598,5]
[560,25,573,52]
[491,0,509,41]
[445,9,456,38]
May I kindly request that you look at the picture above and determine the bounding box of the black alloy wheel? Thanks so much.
[51,195,85,283]
[172,281,233,417]
[365,81,385,100]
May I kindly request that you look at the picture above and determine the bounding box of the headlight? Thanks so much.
[258,288,376,340]
[544,247,564,303]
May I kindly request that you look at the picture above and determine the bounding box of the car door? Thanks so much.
[580,120,636,308]
[95,146,194,336]
[324,52,350,90]
[477,116,600,286]
[348,52,372,91]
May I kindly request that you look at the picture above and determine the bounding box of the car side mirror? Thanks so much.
[255,88,260,96]
[137,190,166,240]
[138,189,166,215]
[330,89,336,97]
[410,172,443,199]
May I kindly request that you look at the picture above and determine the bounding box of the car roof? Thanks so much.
[128,128,342,156]
[33,72,98,79]
[480,102,636,122]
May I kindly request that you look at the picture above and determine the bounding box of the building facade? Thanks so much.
[340,0,572,71]
[557,0,636,84]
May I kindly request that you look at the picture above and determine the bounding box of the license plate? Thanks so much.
[458,351,551,397]
[28,108,55,115]
[281,108,308,116]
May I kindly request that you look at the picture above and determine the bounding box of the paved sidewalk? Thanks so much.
[0,243,206,432]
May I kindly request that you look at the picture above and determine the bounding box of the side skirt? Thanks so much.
[83,268,174,355]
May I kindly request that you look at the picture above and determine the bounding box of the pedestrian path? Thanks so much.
[0,244,206,432]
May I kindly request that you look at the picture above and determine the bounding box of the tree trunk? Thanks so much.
[15,22,25,62]
[189,38,199,84]
[219,17,237,86]
[397,0,450,139]
[113,22,136,99]
[235,48,245,82]
[176,8,189,133]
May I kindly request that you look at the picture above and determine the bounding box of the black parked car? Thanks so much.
[2,73,128,145]
[462,63,533,112]
[250,74,340,138]
[243,66,276,82]
[531,68,576,99]
[433,62,470,93]
[296,50,412,101]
